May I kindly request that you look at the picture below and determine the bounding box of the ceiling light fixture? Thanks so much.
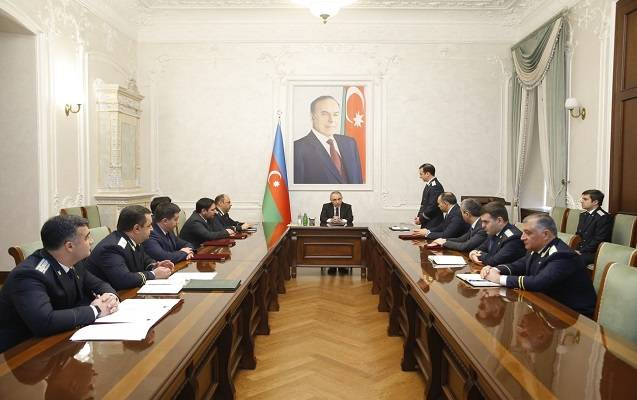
[295,0,355,24]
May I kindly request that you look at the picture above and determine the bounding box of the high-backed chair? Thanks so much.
[611,213,637,247]
[84,205,102,229]
[89,226,111,250]
[564,208,582,234]
[595,263,637,343]
[8,240,43,266]
[592,242,637,293]
[60,206,86,218]
[549,207,568,232]
[176,209,187,235]
[556,232,581,250]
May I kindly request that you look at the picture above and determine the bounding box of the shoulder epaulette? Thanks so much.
[117,237,128,249]
[35,258,50,274]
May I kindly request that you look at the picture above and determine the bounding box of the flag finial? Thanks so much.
[276,110,282,119]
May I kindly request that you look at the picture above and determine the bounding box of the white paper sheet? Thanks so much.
[429,255,467,265]
[94,298,180,324]
[70,322,155,341]
[456,273,500,287]
[168,272,217,284]
[137,282,183,295]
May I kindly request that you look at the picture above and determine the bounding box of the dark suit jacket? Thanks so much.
[417,177,444,228]
[320,202,354,226]
[84,231,157,290]
[497,238,597,318]
[179,211,230,248]
[0,250,115,352]
[294,131,363,184]
[575,207,613,254]
[142,223,193,264]
[427,204,469,240]
[443,219,487,252]
[477,223,526,266]
[216,210,245,231]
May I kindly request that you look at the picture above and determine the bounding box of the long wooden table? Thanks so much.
[1,224,636,400]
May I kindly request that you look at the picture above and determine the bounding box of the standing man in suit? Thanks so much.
[0,215,118,352]
[414,192,468,240]
[469,202,526,266]
[481,214,596,318]
[320,191,354,226]
[143,202,194,263]
[432,198,487,252]
[85,205,174,290]
[294,96,363,184]
[179,198,234,248]
[414,163,444,228]
[214,194,252,232]
[575,189,613,265]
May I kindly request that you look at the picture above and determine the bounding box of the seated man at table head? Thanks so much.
[320,191,354,226]
[480,213,596,318]
[150,196,171,215]
[179,197,234,248]
[414,163,444,228]
[84,205,174,290]
[414,192,468,240]
[143,202,194,263]
[432,198,487,252]
[469,202,525,266]
[0,215,118,352]
[575,189,612,266]
[213,194,252,232]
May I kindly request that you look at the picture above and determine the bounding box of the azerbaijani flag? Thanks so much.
[342,86,366,181]
[262,120,291,224]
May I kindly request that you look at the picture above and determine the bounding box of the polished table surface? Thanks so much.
[1,223,636,400]
[367,224,637,399]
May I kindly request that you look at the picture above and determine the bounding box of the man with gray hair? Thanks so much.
[431,198,487,252]
[480,213,596,318]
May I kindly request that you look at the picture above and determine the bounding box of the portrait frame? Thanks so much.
[286,78,373,191]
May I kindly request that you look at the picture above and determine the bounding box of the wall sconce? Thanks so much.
[65,104,81,116]
[565,97,586,120]
[295,0,354,24]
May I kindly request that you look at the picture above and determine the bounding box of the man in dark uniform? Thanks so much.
[414,163,444,228]
[575,189,613,265]
[469,202,526,266]
[143,202,194,263]
[432,198,487,252]
[481,213,596,318]
[414,192,468,240]
[0,215,118,352]
[85,205,174,290]
[213,194,253,232]
[179,198,234,248]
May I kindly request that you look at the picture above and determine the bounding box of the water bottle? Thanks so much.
[302,213,308,226]
[297,213,302,226]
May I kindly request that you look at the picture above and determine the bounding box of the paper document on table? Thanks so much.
[389,225,411,231]
[429,255,467,265]
[94,298,181,324]
[137,281,183,294]
[169,272,217,284]
[456,273,500,287]
[70,322,154,341]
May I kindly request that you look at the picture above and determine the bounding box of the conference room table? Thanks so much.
[0,223,635,400]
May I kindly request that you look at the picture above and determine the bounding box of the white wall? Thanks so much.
[138,35,511,223]
[0,30,38,268]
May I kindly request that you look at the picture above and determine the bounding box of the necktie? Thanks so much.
[327,139,348,183]
[335,207,340,217]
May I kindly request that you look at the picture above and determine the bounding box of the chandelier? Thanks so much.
[294,1,355,24]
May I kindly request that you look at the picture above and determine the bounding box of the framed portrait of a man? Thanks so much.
[288,81,372,190]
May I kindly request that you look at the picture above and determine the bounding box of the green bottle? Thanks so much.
[302,213,308,226]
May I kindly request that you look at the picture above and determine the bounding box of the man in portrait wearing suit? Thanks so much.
[0,215,118,352]
[575,189,613,266]
[85,205,174,290]
[319,191,354,275]
[432,198,487,252]
[414,192,468,240]
[294,96,363,184]
[414,163,444,228]
[143,202,194,264]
